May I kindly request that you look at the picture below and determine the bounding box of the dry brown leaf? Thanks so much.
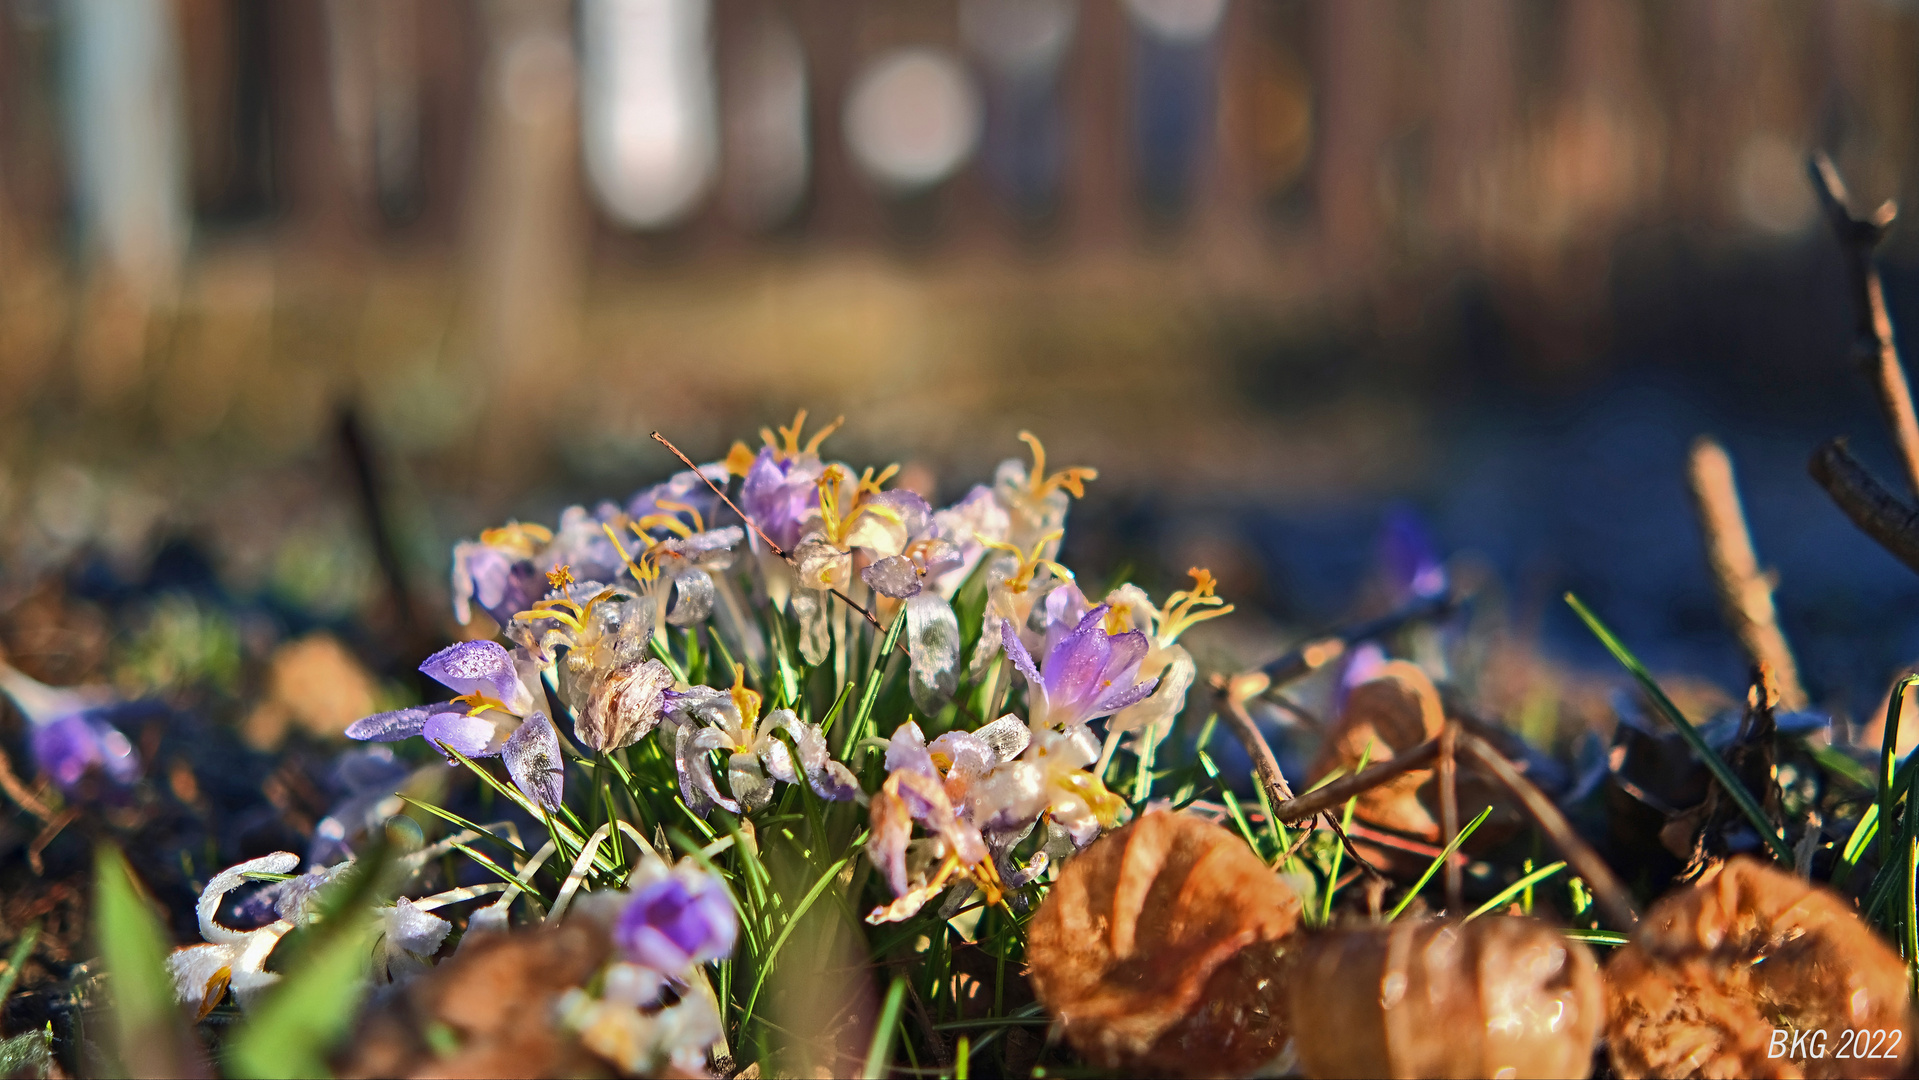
[1308,662,1519,870]
[1606,856,1914,1080]
[338,921,615,1079]
[1027,809,1300,1077]
[1285,916,1602,1079]
[242,634,378,749]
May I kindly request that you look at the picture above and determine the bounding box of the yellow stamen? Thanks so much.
[635,513,695,540]
[478,521,553,556]
[728,666,762,735]
[978,530,1072,594]
[547,564,575,596]
[653,498,706,534]
[1017,432,1097,500]
[764,409,845,461]
[1155,566,1235,646]
[725,440,758,477]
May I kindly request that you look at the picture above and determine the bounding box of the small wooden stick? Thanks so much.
[1809,439,1919,577]
[1810,153,1919,496]
[1460,732,1637,929]
[1219,682,1295,805]
[1272,737,1442,822]
[1688,436,1809,710]
[0,747,52,822]
[1439,722,1462,912]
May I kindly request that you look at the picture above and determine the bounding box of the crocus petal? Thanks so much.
[666,569,716,626]
[345,705,440,742]
[790,588,830,665]
[502,712,565,809]
[1038,606,1116,717]
[614,863,738,971]
[807,759,861,803]
[199,852,300,946]
[384,897,452,962]
[676,724,739,816]
[1000,619,1042,687]
[728,752,774,813]
[423,711,502,759]
[861,555,922,600]
[577,657,674,753]
[905,592,960,714]
[1088,672,1160,717]
[419,639,522,702]
[884,720,936,778]
[973,715,1031,763]
[868,783,915,896]
[759,736,798,785]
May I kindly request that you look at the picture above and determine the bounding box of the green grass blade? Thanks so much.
[1561,928,1629,947]
[1810,745,1875,791]
[1320,740,1373,925]
[1198,752,1262,855]
[863,976,908,1079]
[1466,861,1567,920]
[226,917,377,1079]
[94,845,190,1078]
[396,796,530,859]
[1387,805,1493,921]
[1565,593,1793,864]
[0,923,39,1003]
[740,849,861,1030]
[843,610,907,747]
[1882,676,1919,865]
[1835,803,1880,889]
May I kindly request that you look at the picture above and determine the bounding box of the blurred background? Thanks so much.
[5,0,1919,728]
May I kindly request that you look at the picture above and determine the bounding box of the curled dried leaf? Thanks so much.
[1285,916,1602,1079]
[1027,810,1300,1077]
[339,921,610,1078]
[1309,662,1517,868]
[1606,857,1914,1080]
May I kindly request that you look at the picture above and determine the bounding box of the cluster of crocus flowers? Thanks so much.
[337,416,1226,940]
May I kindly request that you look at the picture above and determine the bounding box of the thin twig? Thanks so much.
[650,430,885,632]
[1460,733,1637,929]
[1322,810,1384,880]
[1271,737,1442,822]
[0,747,52,822]
[1258,593,1455,689]
[1809,439,1919,576]
[1219,684,1295,804]
[1810,152,1919,496]
[1687,436,1808,710]
[1439,722,1462,912]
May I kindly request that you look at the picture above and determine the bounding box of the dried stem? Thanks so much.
[1271,737,1442,823]
[1219,687,1295,805]
[1687,436,1808,710]
[1809,439,1919,577]
[0,747,52,822]
[1811,153,1919,495]
[1438,722,1462,912]
[1460,733,1638,930]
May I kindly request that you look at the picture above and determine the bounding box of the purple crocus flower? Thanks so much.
[739,446,824,553]
[1001,604,1159,730]
[31,711,138,789]
[344,640,564,808]
[614,865,738,973]
[0,662,139,791]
